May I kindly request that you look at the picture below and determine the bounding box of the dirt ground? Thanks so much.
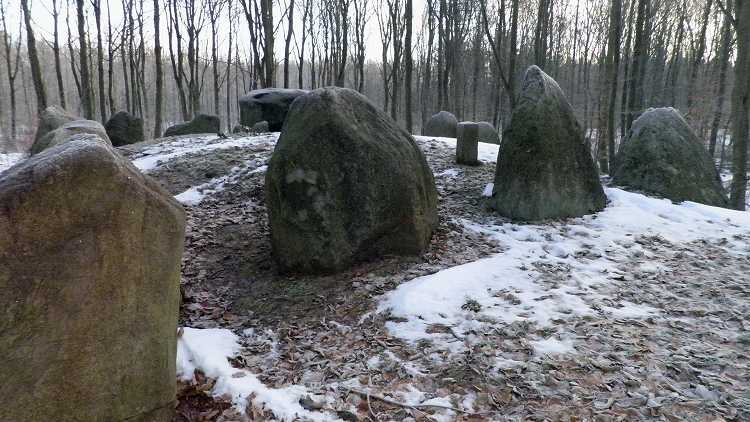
[123,135,750,421]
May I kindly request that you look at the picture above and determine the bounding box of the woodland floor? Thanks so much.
[117,134,750,422]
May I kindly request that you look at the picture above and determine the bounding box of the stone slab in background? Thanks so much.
[164,114,220,137]
[239,88,308,131]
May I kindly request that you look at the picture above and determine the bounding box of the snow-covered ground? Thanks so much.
[175,163,268,205]
[379,187,750,356]
[130,134,276,172]
[0,153,25,174]
[163,133,750,420]
[416,135,500,163]
[177,328,333,420]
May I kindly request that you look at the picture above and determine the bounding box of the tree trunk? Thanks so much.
[0,1,20,139]
[93,0,107,123]
[404,0,413,131]
[76,0,94,119]
[708,6,732,158]
[261,0,275,87]
[154,0,163,136]
[20,0,48,113]
[599,0,622,173]
[626,0,650,132]
[52,0,67,109]
[284,0,295,88]
[730,0,750,210]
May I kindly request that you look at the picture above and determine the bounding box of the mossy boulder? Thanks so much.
[613,108,727,206]
[266,87,438,273]
[32,119,112,154]
[477,121,500,144]
[105,111,144,146]
[0,138,185,421]
[239,88,308,131]
[164,114,220,137]
[491,65,606,220]
[456,122,479,165]
[252,120,270,133]
[31,105,77,154]
[423,111,458,138]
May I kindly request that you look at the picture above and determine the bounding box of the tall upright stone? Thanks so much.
[239,88,308,131]
[266,87,438,273]
[423,111,458,138]
[0,138,185,421]
[491,66,606,220]
[613,108,728,206]
[456,122,479,165]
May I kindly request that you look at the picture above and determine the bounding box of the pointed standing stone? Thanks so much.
[491,66,606,220]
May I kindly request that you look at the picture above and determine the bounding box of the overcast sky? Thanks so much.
[9,0,432,63]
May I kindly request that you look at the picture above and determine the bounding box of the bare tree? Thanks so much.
[154,0,163,136]
[283,0,295,88]
[207,0,225,114]
[598,0,623,172]
[708,2,732,158]
[52,0,67,109]
[1,0,21,138]
[20,0,48,113]
[92,0,107,123]
[404,0,413,131]
[76,0,94,119]
[261,0,275,86]
[729,0,750,209]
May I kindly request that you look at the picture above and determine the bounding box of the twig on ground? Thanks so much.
[344,387,492,418]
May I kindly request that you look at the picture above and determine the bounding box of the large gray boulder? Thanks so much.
[164,114,220,137]
[456,122,479,165]
[105,111,144,146]
[0,138,185,421]
[423,111,458,138]
[31,106,77,154]
[491,66,606,220]
[477,121,500,144]
[33,119,112,154]
[266,87,438,273]
[613,108,727,206]
[239,88,308,131]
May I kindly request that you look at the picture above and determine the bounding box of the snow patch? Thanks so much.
[416,135,499,163]
[0,153,25,174]
[379,187,750,361]
[174,162,267,205]
[482,183,494,197]
[132,134,276,171]
[530,337,576,355]
[176,327,335,421]
[436,168,461,178]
